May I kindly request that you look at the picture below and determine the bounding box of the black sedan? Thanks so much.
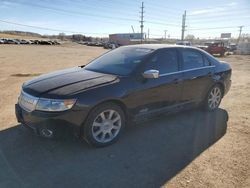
[15,44,231,147]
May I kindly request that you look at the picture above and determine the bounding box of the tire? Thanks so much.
[83,103,125,147]
[204,85,223,111]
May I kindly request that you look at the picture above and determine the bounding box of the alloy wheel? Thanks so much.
[208,87,222,110]
[91,109,121,143]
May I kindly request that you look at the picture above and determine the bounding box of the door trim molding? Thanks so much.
[159,65,215,77]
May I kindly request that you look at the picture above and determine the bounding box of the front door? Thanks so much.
[127,48,183,116]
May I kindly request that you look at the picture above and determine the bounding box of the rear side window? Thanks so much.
[145,49,178,74]
[182,49,204,70]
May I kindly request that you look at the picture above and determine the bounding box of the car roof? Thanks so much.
[122,44,198,50]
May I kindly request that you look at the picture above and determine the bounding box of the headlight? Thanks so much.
[35,98,76,112]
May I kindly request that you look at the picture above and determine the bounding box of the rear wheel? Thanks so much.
[83,103,125,147]
[204,85,222,111]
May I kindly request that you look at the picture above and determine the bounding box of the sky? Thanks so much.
[0,0,250,39]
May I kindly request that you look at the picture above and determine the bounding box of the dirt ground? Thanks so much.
[0,44,249,188]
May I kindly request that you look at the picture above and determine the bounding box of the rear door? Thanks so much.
[179,48,215,104]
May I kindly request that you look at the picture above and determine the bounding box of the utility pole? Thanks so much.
[181,10,186,41]
[131,25,135,33]
[148,28,150,39]
[140,2,144,43]
[164,30,168,40]
[237,25,244,44]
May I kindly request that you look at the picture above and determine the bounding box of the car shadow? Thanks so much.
[0,108,228,188]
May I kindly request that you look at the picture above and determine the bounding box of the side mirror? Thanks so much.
[142,69,159,79]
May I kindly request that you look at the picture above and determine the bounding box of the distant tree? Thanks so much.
[185,34,195,41]
[58,33,66,40]
[242,33,250,40]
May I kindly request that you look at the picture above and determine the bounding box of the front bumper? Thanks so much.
[224,79,231,96]
[15,104,88,137]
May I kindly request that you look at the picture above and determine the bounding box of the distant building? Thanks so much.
[236,41,250,55]
[109,33,143,45]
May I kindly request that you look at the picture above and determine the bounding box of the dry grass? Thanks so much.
[0,33,44,40]
[0,44,107,130]
[0,44,249,187]
[166,54,250,188]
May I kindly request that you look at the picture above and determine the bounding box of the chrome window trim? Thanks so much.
[159,65,215,77]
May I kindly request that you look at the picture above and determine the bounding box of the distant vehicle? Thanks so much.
[176,41,192,46]
[94,42,104,47]
[86,42,96,46]
[0,38,60,45]
[30,40,35,44]
[103,42,119,49]
[19,39,30,44]
[103,42,111,49]
[77,41,87,45]
[39,41,52,45]
[13,39,21,44]
[202,41,226,56]
[52,40,60,45]
[87,42,104,47]
[5,39,18,44]
[16,44,231,147]
[195,45,207,50]
[227,43,237,52]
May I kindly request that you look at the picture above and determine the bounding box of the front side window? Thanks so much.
[85,47,153,76]
[144,49,178,74]
[203,55,211,66]
[182,49,204,70]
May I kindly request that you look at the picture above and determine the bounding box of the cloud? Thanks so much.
[0,0,17,8]
[189,7,226,15]
[189,2,238,16]
[227,2,237,6]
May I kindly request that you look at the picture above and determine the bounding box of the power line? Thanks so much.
[0,19,109,35]
[140,0,184,11]
[146,14,181,22]
[57,0,139,17]
[102,0,184,12]
[146,20,180,27]
[188,13,249,21]
[2,0,249,38]
[189,18,250,24]
[10,1,137,22]
[188,25,250,31]
[188,5,250,15]
[8,1,180,28]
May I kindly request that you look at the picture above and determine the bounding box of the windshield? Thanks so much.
[85,47,153,76]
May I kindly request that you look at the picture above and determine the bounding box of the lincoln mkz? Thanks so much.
[15,44,231,147]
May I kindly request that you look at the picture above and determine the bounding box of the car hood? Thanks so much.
[23,67,117,97]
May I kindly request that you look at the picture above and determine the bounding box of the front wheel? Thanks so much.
[204,85,223,111]
[83,103,125,147]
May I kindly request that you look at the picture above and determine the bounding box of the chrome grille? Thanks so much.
[18,91,38,112]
